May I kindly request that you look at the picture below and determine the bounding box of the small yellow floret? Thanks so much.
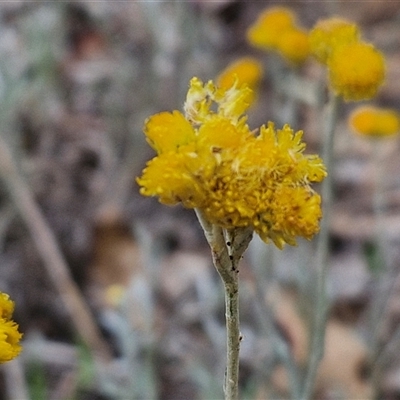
[328,42,385,101]
[247,7,295,50]
[184,77,252,126]
[0,292,14,320]
[277,28,310,66]
[137,146,210,207]
[309,17,360,64]
[217,57,263,91]
[197,115,251,152]
[144,111,196,154]
[349,106,400,137]
[0,292,22,363]
[217,57,263,107]
[247,7,310,66]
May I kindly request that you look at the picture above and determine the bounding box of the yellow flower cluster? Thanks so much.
[247,7,310,66]
[0,292,22,363]
[309,17,385,101]
[137,78,326,248]
[349,106,400,138]
[309,18,359,64]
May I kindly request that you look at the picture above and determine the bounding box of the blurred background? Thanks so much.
[0,1,400,399]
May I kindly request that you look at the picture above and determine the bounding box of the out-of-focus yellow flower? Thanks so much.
[217,57,263,107]
[309,17,360,64]
[217,57,263,92]
[0,292,22,363]
[247,7,295,50]
[247,7,310,66]
[277,28,310,66]
[328,42,385,101]
[349,106,400,138]
[137,78,326,248]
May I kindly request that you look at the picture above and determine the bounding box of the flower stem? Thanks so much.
[195,209,252,400]
[301,93,340,399]
[223,276,240,400]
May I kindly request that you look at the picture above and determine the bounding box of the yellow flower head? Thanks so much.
[349,106,400,138]
[0,292,22,363]
[247,7,295,50]
[184,77,253,126]
[144,111,196,154]
[309,17,360,64]
[277,27,310,66]
[137,78,327,248]
[247,7,310,66]
[217,57,263,107]
[0,292,14,320]
[217,57,263,91]
[328,42,385,101]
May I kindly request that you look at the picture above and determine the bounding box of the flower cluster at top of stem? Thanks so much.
[309,17,385,101]
[137,78,326,249]
[349,106,400,138]
[247,7,310,66]
[309,18,360,64]
[0,292,22,363]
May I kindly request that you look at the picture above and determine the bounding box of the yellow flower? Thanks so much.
[216,57,263,108]
[200,122,326,248]
[184,77,252,126]
[260,185,322,248]
[217,57,263,92]
[247,7,310,66]
[0,292,22,363]
[328,42,385,101]
[0,292,14,320]
[137,79,326,248]
[144,111,196,154]
[309,17,360,64]
[277,28,310,66]
[349,106,400,137]
[138,144,210,207]
[247,7,295,50]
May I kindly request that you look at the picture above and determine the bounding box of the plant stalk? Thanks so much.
[223,277,240,400]
[195,209,252,400]
[301,93,340,399]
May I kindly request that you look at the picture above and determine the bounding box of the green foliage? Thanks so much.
[363,240,384,276]
[26,361,47,400]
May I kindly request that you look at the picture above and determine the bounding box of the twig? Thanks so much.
[2,358,29,400]
[369,140,398,397]
[373,307,400,387]
[0,135,112,361]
